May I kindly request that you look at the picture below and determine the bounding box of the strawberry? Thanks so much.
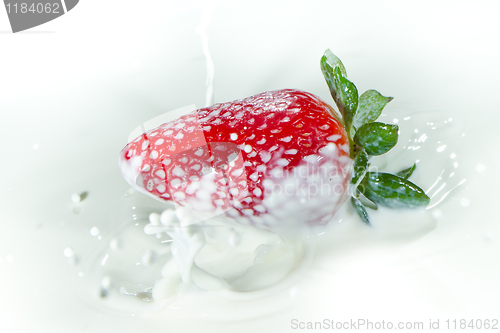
[119,89,351,228]
[119,50,430,227]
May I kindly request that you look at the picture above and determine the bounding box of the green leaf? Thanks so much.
[354,122,399,156]
[360,194,378,210]
[321,49,347,76]
[353,90,393,129]
[360,172,430,209]
[320,61,338,108]
[320,55,359,130]
[333,67,358,127]
[397,163,416,179]
[351,196,370,224]
[351,150,369,185]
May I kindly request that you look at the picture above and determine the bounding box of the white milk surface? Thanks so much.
[1,1,499,332]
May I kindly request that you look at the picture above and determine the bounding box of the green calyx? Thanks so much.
[320,49,430,225]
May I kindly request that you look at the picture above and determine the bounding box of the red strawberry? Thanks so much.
[119,89,351,229]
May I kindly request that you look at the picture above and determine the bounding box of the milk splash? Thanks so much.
[81,190,311,318]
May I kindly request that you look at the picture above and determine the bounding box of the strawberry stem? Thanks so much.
[320,50,430,224]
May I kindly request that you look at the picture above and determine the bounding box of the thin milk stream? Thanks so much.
[196,0,216,108]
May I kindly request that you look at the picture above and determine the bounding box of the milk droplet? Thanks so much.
[149,212,161,226]
[71,193,81,203]
[90,227,100,236]
[436,144,447,152]
[141,250,156,267]
[63,247,74,258]
[109,238,123,251]
[100,276,111,298]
